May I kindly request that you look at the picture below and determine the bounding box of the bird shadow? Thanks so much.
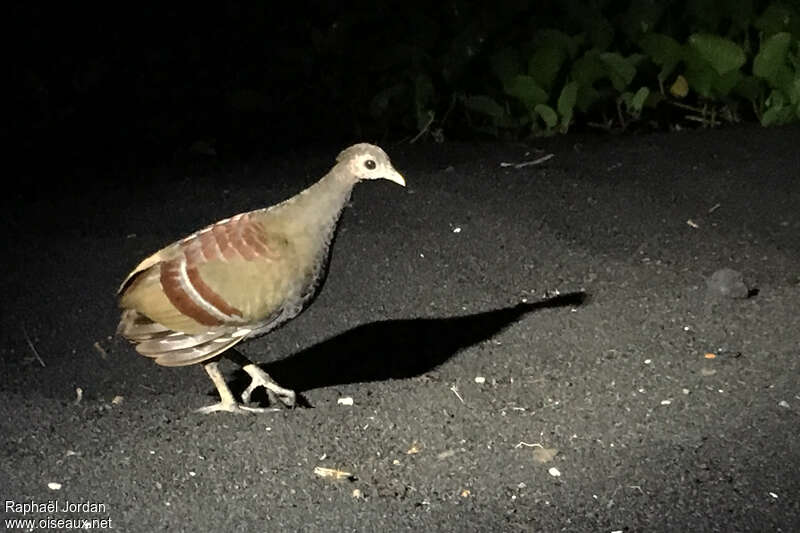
[230,291,587,407]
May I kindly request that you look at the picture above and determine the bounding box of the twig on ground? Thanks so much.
[514,441,544,449]
[628,485,645,495]
[500,153,554,169]
[449,384,464,404]
[93,341,108,359]
[410,111,435,144]
[313,466,354,480]
[22,326,45,367]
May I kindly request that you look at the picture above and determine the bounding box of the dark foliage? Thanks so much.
[9,1,800,169]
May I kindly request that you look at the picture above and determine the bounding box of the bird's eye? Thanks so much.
[364,159,376,170]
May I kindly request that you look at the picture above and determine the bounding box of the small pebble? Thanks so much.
[778,400,790,408]
[548,467,561,477]
[47,482,62,490]
[706,268,749,299]
[337,397,354,406]
[437,450,456,460]
[532,447,558,463]
[474,376,486,384]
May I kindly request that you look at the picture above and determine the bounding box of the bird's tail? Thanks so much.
[117,310,245,367]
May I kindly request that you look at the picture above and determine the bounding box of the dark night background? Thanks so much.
[13,1,789,174]
[12,1,464,169]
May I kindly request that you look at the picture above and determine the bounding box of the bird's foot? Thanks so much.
[195,400,281,415]
[241,364,296,408]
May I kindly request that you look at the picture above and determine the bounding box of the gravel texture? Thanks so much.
[1,125,799,532]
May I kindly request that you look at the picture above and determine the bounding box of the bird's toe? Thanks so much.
[241,365,297,408]
[195,401,280,415]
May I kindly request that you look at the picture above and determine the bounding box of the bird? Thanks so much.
[117,143,405,414]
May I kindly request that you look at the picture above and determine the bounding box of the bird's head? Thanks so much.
[335,143,405,186]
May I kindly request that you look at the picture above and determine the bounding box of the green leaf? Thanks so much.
[599,52,637,91]
[557,81,578,132]
[776,65,796,92]
[761,100,794,126]
[534,104,558,128]
[713,69,743,97]
[790,47,800,71]
[528,44,568,90]
[505,75,549,111]
[576,85,600,112]
[685,67,714,98]
[685,62,743,99]
[639,33,682,82]
[754,32,792,84]
[766,87,787,107]
[572,50,606,86]
[557,81,579,117]
[631,86,650,111]
[791,77,800,106]
[462,95,505,121]
[762,88,799,125]
[734,74,763,100]
[688,33,746,75]
[755,4,800,37]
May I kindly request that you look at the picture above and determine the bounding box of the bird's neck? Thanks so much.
[274,169,355,241]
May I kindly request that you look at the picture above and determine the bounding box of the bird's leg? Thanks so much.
[226,351,296,408]
[195,360,279,414]
[241,363,296,407]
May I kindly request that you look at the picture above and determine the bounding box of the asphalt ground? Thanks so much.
[1,125,798,531]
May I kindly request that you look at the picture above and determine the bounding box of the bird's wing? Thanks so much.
[119,211,297,335]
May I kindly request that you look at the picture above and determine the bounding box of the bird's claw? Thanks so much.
[241,366,296,408]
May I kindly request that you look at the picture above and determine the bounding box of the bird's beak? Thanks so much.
[386,169,406,187]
